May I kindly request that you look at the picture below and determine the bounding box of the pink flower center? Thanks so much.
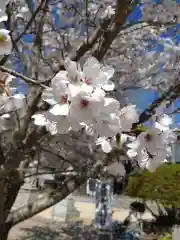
[60,95,68,104]
[84,77,91,85]
[80,99,89,108]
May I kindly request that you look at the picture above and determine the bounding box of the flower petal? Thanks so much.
[83,57,100,79]
[42,88,57,105]
[32,114,47,126]
[51,71,69,86]
[102,65,115,80]
[49,104,69,116]
[56,116,71,134]
[104,98,120,113]
[102,80,115,91]
[101,140,112,153]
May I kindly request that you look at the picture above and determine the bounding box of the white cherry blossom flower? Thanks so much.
[118,105,139,131]
[46,121,58,135]
[69,88,105,124]
[103,97,120,114]
[32,111,83,135]
[82,57,115,90]
[155,114,173,132]
[138,149,167,172]
[32,113,57,135]
[91,113,122,138]
[31,114,47,126]
[43,111,83,134]
[51,70,69,87]
[41,88,58,106]
[101,5,115,19]
[0,93,25,113]
[42,84,69,116]
[64,57,82,84]
[127,114,174,157]
[96,137,113,153]
[96,134,128,153]
[0,29,12,55]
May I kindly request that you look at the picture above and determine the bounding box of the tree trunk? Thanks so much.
[0,223,12,240]
[0,177,21,240]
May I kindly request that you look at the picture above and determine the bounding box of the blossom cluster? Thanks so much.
[32,57,138,139]
[32,57,176,173]
[127,112,176,172]
[142,0,180,23]
[0,1,12,55]
[0,69,25,132]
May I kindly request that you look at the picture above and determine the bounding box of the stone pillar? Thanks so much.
[52,194,80,222]
[173,226,180,240]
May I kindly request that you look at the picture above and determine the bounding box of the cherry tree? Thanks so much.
[0,0,179,239]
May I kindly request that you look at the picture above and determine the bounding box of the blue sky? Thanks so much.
[11,0,180,123]
[124,0,180,125]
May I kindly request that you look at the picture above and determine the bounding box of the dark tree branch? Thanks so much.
[93,0,133,61]
[6,159,103,226]
[133,71,180,127]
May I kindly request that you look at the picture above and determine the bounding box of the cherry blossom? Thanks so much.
[32,113,58,135]
[31,114,47,126]
[118,105,139,131]
[101,5,115,19]
[137,149,167,172]
[0,93,25,113]
[88,114,121,138]
[0,29,12,55]
[32,56,177,173]
[64,58,82,85]
[82,57,115,90]
[127,113,176,171]
[96,134,128,154]
[69,88,105,124]
[141,0,180,23]
[38,57,117,131]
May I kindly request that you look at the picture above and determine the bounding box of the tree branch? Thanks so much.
[92,0,132,61]
[0,66,46,87]
[0,0,46,66]
[7,160,103,226]
[133,71,180,127]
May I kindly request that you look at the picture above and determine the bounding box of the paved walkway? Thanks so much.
[10,186,157,239]
[9,196,154,239]
[13,193,154,222]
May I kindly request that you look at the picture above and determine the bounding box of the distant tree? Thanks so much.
[127,164,180,232]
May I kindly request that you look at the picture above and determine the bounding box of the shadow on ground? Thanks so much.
[16,219,141,240]
[19,221,99,240]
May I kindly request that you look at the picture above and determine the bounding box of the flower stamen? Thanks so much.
[80,99,89,108]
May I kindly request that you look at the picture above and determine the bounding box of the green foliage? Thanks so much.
[159,232,172,240]
[126,164,180,207]
[132,124,148,136]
